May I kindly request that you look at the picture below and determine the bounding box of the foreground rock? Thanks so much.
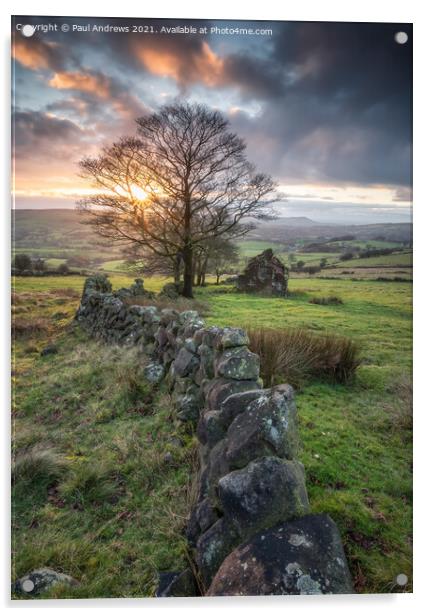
[218,457,310,537]
[156,569,198,597]
[207,514,353,596]
[14,568,77,596]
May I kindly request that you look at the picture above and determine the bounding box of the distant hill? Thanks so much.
[12,209,122,261]
[273,216,319,227]
[249,218,412,244]
[12,209,413,260]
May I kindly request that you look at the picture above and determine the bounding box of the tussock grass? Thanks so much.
[383,375,413,432]
[248,327,360,388]
[12,448,67,486]
[12,316,50,338]
[59,460,120,508]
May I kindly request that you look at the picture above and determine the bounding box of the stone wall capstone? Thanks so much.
[76,274,353,596]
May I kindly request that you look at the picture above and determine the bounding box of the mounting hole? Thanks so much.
[21,24,35,37]
[22,579,35,592]
[394,31,408,45]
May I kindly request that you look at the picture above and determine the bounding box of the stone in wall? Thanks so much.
[207,514,354,596]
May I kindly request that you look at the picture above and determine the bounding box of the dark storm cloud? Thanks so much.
[13,109,82,146]
[12,17,412,195]
[223,22,413,188]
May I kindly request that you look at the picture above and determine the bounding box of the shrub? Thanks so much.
[340,252,355,261]
[14,253,32,272]
[57,263,70,274]
[303,266,321,275]
[248,327,361,388]
[309,295,343,305]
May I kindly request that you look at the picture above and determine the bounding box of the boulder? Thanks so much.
[197,410,225,448]
[156,568,199,597]
[194,497,220,534]
[207,514,353,596]
[143,362,165,384]
[40,345,58,357]
[14,568,77,596]
[218,457,309,537]
[175,391,201,422]
[215,347,260,381]
[158,282,182,300]
[219,389,264,429]
[195,517,240,588]
[205,378,261,410]
[225,386,299,469]
[172,347,200,378]
[215,328,249,350]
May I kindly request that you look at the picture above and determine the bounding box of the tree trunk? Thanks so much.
[182,176,194,298]
[216,271,220,285]
[183,244,194,297]
[201,255,208,286]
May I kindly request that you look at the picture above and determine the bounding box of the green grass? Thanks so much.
[12,296,198,599]
[236,240,287,257]
[12,274,412,596]
[334,251,412,268]
[329,240,403,250]
[194,278,412,592]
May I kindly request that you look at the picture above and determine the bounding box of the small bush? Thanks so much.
[57,263,70,274]
[309,295,344,305]
[340,252,355,261]
[248,327,361,388]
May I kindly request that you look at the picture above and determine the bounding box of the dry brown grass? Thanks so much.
[248,327,361,388]
[384,375,413,432]
[12,316,51,339]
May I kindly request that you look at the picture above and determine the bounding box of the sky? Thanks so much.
[11,16,412,224]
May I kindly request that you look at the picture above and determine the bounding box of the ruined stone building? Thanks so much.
[236,248,288,297]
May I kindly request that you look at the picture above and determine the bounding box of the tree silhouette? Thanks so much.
[78,102,277,297]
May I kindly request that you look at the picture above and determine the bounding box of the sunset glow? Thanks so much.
[12,17,412,223]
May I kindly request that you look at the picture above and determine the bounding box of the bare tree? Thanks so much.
[205,238,240,285]
[78,102,277,297]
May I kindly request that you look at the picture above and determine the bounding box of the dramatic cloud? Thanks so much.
[12,37,66,71]
[11,16,412,220]
[49,71,113,98]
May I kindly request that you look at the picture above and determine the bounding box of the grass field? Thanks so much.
[334,251,412,268]
[12,274,412,596]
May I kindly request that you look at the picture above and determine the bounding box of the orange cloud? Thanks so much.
[49,71,112,98]
[135,41,224,88]
[13,38,60,71]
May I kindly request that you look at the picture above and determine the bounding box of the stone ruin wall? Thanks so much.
[75,274,353,596]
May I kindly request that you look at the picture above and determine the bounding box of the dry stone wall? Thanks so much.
[76,275,353,596]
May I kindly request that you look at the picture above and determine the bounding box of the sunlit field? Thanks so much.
[12,274,412,596]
